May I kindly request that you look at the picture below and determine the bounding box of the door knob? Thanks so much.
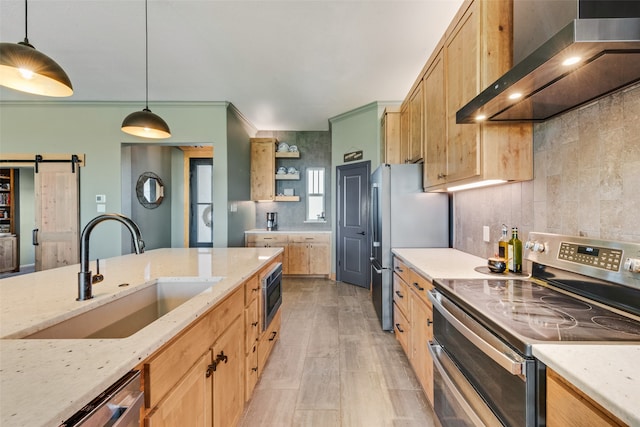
[357,231,365,235]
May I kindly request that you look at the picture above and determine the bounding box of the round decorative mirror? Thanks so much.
[136,171,164,209]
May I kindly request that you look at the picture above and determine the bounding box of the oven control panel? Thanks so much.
[526,232,640,288]
[558,242,623,271]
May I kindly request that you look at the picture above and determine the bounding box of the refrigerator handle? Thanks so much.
[371,183,379,247]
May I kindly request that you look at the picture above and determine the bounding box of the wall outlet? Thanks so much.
[483,226,490,242]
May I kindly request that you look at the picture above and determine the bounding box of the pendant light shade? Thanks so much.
[121,0,171,139]
[122,108,171,139]
[0,1,73,97]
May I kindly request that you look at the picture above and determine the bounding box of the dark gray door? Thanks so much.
[336,161,370,288]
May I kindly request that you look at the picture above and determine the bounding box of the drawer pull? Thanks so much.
[207,351,229,376]
[395,323,404,333]
[268,331,277,341]
[413,282,425,291]
[395,290,404,299]
[395,266,404,272]
[252,321,259,327]
[426,318,433,326]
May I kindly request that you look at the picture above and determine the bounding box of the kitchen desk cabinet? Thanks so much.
[547,369,624,427]
[245,233,289,274]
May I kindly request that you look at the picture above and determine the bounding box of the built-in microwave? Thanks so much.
[262,262,282,331]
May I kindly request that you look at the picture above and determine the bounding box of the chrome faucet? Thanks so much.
[77,213,145,301]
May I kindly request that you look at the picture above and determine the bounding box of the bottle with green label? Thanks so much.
[508,227,522,273]
[498,224,509,259]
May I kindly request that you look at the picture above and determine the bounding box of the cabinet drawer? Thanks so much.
[245,297,260,354]
[258,309,281,374]
[246,233,288,244]
[393,258,412,285]
[288,233,330,243]
[393,273,410,318]
[245,350,259,402]
[144,287,243,409]
[393,303,410,355]
[408,270,433,306]
[244,275,260,305]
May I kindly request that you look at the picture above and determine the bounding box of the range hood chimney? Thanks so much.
[457,0,640,124]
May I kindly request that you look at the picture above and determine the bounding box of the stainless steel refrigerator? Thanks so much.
[370,163,449,330]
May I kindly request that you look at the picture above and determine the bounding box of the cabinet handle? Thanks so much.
[207,350,229,376]
[413,282,425,291]
[252,287,260,293]
[252,321,259,327]
[252,367,258,372]
[395,323,405,333]
[427,318,433,326]
[395,290,404,299]
[268,331,277,341]
[437,173,447,180]
[32,228,39,246]
[395,266,403,272]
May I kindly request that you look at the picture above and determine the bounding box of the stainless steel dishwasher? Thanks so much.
[59,370,143,427]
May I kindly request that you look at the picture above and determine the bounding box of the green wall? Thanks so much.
[0,101,231,261]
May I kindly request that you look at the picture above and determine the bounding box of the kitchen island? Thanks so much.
[0,247,282,426]
[393,247,640,426]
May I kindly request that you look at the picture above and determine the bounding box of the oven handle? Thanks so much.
[429,342,502,427]
[429,290,525,376]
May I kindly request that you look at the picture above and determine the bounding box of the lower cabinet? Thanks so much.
[547,368,625,427]
[393,257,435,406]
[141,260,283,427]
[0,236,18,273]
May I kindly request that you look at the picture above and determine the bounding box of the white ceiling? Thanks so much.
[0,0,464,130]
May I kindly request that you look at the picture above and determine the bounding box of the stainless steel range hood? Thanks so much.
[457,0,640,124]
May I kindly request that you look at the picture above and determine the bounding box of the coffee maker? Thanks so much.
[266,212,277,231]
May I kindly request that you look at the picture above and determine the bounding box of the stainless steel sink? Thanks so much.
[23,279,224,339]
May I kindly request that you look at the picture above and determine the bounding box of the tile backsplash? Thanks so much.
[454,83,640,259]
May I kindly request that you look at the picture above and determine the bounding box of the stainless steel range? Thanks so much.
[429,232,640,427]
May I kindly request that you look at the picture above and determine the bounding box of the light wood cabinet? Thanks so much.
[0,236,18,273]
[146,352,211,426]
[399,103,410,164]
[547,368,625,427]
[393,257,435,406]
[287,234,330,276]
[408,83,424,163]
[141,266,281,427]
[250,138,300,202]
[245,234,289,274]
[246,232,330,277]
[423,49,447,189]
[381,106,401,164]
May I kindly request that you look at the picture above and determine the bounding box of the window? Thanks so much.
[306,167,325,221]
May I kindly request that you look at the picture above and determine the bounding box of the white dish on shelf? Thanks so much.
[287,167,298,175]
[276,167,287,174]
[277,143,290,152]
[288,145,298,152]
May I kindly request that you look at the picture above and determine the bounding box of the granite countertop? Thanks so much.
[392,247,639,426]
[0,247,282,427]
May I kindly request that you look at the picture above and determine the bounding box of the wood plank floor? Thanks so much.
[239,277,437,427]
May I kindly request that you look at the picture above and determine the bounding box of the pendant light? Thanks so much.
[0,0,73,97]
[121,0,171,139]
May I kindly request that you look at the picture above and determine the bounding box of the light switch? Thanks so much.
[96,194,106,203]
[97,204,106,213]
[483,226,490,242]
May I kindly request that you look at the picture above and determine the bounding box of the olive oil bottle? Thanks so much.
[498,224,509,259]
[508,227,522,273]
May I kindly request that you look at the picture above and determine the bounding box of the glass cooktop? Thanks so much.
[434,278,640,347]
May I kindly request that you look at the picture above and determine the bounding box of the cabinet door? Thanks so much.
[410,294,434,405]
[0,236,17,273]
[382,110,401,164]
[393,302,410,355]
[445,2,480,183]
[287,242,309,275]
[423,49,447,189]
[408,83,424,163]
[399,103,410,163]
[308,242,329,275]
[146,352,212,427]
[212,316,244,427]
[250,140,275,201]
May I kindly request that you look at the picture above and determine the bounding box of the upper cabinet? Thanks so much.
[401,0,533,191]
[399,85,425,164]
[250,138,301,202]
[380,106,401,164]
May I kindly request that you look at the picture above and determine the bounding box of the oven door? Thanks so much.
[429,289,544,427]
[263,263,283,331]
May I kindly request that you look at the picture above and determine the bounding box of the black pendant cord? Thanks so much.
[22,0,30,45]
[145,0,149,111]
